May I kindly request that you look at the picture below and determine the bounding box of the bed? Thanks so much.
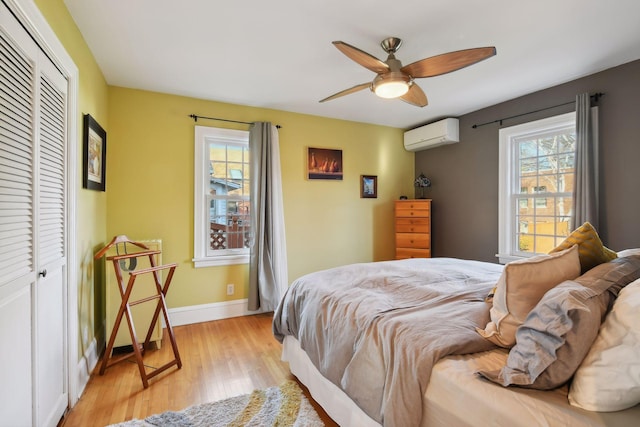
[273,253,640,426]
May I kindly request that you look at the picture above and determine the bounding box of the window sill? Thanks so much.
[496,253,526,265]
[193,254,249,268]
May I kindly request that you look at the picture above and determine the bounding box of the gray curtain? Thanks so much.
[248,122,288,311]
[571,93,599,230]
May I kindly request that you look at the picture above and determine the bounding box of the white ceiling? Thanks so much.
[63,0,640,129]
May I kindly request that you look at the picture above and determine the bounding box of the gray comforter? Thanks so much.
[273,257,505,427]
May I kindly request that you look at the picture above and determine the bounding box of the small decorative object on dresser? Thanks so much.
[414,173,431,199]
[395,199,431,259]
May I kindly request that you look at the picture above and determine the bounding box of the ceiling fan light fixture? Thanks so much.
[373,73,411,99]
[375,81,409,98]
[322,38,496,107]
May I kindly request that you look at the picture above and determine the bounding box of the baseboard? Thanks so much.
[167,298,264,327]
[75,337,99,400]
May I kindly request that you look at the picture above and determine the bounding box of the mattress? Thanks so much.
[283,336,640,427]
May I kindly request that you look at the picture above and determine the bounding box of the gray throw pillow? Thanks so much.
[478,255,640,390]
[578,254,640,296]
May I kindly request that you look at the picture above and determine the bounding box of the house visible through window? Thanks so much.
[498,111,578,264]
[193,126,251,267]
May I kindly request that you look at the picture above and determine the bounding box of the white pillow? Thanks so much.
[568,278,640,412]
[477,245,581,348]
[618,248,640,258]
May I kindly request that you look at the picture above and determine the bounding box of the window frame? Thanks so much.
[193,125,250,268]
[497,111,576,264]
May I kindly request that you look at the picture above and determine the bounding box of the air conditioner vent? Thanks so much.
[404,118,459,151]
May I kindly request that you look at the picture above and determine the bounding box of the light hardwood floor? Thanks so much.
[59,313,338,426]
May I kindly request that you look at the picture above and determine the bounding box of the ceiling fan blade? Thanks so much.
[401,47,496,78]
[332,41,390,74]
[319,82,371,103]
[400,83,428,107]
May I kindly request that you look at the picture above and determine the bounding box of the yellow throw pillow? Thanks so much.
[550,222,617,274]
[476,245,581,348]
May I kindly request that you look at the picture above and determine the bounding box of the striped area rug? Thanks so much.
[109,380,324,427]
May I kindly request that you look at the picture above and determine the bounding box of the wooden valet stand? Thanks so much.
[94,235,182,388]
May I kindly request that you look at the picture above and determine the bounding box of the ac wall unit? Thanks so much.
[403,118,459,152]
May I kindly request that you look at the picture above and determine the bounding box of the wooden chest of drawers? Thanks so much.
[395,199,431,259]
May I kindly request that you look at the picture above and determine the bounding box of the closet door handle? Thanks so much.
[39,269,47,278]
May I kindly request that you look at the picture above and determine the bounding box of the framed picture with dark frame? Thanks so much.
[307,147,343,180]
[360,175,377,198]
[82,114,106,191]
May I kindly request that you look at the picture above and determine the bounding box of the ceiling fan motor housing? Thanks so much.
[381,37,403,54]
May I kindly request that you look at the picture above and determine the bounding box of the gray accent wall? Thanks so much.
[415,59,640,263]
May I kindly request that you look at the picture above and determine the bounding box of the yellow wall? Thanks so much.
[34,0,110,356]
[34,0,413,356]
[107,87,414,307]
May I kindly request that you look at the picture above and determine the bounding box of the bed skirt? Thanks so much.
[282,335,380,427]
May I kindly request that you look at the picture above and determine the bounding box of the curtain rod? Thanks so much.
[471,92,604,129]
[189,114,281,129]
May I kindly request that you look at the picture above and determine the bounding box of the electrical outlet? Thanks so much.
[226,283,235,295]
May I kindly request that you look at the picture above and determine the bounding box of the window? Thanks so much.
[497,112,577,264]
[193,126,251,267]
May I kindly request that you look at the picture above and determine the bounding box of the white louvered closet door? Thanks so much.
[0,7,37,426]
[34,52,68,427]
[0,3,68,426]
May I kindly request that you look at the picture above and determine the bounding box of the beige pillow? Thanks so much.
[477,245,581,348]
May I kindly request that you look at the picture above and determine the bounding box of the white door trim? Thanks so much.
[6,0,80,409]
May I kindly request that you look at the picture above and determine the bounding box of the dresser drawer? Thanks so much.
[395,217,430,233]
[395,200,430,210]
[395,248,431,259]
[396,233,430,248]
[395,206,430,218]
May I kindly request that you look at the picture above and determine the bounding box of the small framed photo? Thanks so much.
[307,147,343,180]
[360,175,377,198]
[82,114,106,191]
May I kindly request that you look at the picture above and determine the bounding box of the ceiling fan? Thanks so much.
[319,37,496,107]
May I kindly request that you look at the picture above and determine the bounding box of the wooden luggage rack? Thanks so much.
[95,235,182,388]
